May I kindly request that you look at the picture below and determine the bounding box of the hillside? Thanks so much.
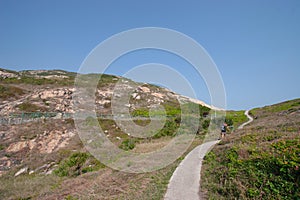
[201,99,300,199]
[0,68,212,199]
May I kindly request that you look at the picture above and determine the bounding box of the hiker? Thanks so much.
[220,123,227,139]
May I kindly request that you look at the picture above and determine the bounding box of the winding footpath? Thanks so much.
[238,110,253,129]
[164,110,253,200]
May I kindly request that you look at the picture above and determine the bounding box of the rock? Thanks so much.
[54,113,63,119]
[152,92,164,99]
[131,93,138,99]
[0,70,18,79]
[138,86,150,93]
[7,141,28,152]
[35,164,48,171]
[15,167,28,177]
[45,169,53,175]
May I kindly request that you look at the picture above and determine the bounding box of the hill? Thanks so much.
[0,68,213,199]
[201,98,300,199]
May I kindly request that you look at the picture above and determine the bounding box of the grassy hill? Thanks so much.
[201,99,300,199]
[0,68,214,199]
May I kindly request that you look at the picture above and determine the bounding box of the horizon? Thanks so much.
[0,1,299,110]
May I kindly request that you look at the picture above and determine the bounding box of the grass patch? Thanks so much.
[251,98,300,116]
[0,173,63,200]
[18,102,47,112]
[0,84,25,100]
[0,76,74,86]
[226,110,248,128]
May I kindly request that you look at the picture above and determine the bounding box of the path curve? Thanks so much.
[238,110,253,129]
[164,140,220,200]
[164,110,254,200]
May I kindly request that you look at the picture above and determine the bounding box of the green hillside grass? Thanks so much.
[201,99,300,199]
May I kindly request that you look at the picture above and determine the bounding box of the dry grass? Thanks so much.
[0,115,206,199]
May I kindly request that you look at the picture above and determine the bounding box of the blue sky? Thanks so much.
[0,0,299,110]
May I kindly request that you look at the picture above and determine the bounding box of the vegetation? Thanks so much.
[0,84,25,100]
[251,98,300,116]
[18,102,47,112]
[130,102,210,118]
[54,152,105,177]
[0,76,74,86]
[201,99,300,199]
[119,138,136,151]
[153,117,179,138]
[225,110,248,128]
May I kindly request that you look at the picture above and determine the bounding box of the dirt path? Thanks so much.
[238,110,253,129]
[164,140,220,200]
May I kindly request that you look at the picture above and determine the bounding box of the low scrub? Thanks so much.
[201,99,300,199]
[18,102,47,112]
[54,152,104,177]
[0,84,25,100]
[119,138,136,151]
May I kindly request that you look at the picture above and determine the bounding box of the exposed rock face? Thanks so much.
[0,70,18,79]
[6,130,75,154]
[0,88,75,115]
[138,86,150,93]
[32,88,73,99]
[7,141,29,152]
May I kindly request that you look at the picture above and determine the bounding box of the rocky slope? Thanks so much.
[0,68,212,199]
[0,68,210,116]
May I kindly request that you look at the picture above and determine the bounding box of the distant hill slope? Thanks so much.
[201,98,300,199]
[0,68,211,115]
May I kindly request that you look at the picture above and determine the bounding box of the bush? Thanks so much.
[202,119,210,130]
[54,152,104,177]
[119,138,136,151]
[153,118,179,138]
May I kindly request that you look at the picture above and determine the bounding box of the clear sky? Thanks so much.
[0,0,299,110]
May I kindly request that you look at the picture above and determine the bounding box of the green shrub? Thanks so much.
[54,152,104,177]
[119,138,136,151]
[153,118,179,138]
[202,119,210,130]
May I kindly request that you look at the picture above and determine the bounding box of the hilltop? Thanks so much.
[0,68,210,115]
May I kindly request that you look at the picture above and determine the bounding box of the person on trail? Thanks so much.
[220,123,228,139]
